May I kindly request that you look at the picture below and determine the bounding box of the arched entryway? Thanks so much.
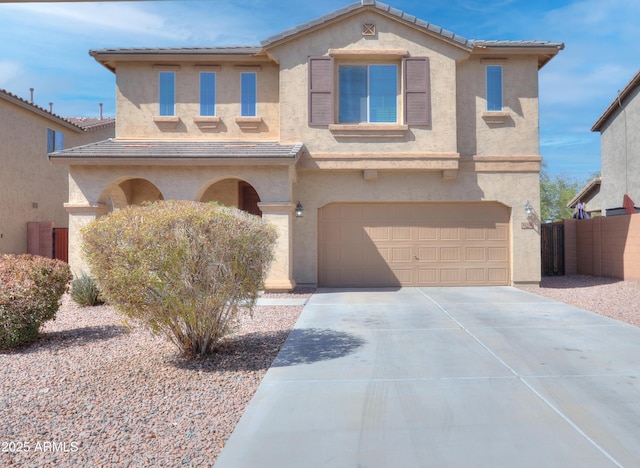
[100,177,164,212]
[199,178,262,217]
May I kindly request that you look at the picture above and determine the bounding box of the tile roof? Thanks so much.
[592,69,640,132]
[49,139,304,162]
[67,117,116,131]
[89,46,262,56]
[262,0,473,49]
[0,88,85,132]
[472,40,564,49]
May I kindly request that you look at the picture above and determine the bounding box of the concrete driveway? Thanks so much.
[214,287,640,467]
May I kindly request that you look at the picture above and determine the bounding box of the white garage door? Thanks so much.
[318,202,510,287]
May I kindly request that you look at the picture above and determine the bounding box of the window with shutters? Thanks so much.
[308,56,430,127]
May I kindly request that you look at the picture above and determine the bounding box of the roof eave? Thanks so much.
[0,90,84,133]
[567,177,602,208]
[471,42,564,69]
[49,156,300,166]
[592,70,640,132]
[261,1,473,52]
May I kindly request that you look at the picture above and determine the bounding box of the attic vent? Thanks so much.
[362,23,376,36]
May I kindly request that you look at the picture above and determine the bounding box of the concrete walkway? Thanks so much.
[215,287,640,467]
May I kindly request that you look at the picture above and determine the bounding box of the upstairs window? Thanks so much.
[47,128,63,152]
[159,71,175,116]
[339,64,397,123]
[200,72,216,116]
[241,72,257,117]
[308,56,430,126]
[486,65,503,111]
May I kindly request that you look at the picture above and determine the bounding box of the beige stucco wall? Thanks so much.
[269,11,467,153]
[65,164,294,283]
[0,98,113,255]
[291,167,540,285]
[599,86,640,213]
[457,57,540,156]
[115,61,280,140]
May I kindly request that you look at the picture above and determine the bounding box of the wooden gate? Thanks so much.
[53,228,69,263]
[27,222,68,263]
[541,222,564,276]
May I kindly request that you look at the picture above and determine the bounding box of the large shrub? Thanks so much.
[81,200,278,357]
[0,254,72,350]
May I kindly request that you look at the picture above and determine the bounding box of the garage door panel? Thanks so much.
[466,268,486,283]
[441,228,460,240]
[391,269,413,284]
[318,203,510,287]
[418,227,438,241]
[440,247,460,261]
[390,247,412,263]
[488,247,508,261]
[440,269,461,284]
[366,226,391,241]
[417,247,438,262]
[488,225,508,241]
[417,269,438,284]
[466,247,486,261]
[488,268,508,283]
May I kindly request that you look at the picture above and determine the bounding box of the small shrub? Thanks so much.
[0,254,72,350]
[81,200,278,357]
[70,272,103,307]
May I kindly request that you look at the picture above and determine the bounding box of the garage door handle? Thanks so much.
[413,254,419,260]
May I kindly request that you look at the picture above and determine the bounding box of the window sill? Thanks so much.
[328,123,409,138]
[153,116,180,129]
[482,111,510,125]
[194,116,220,129]
[235,116,263,130]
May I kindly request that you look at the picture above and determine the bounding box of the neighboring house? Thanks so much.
[50,0,562,289]
[567,177,602,218]
[0,88,115,258]
[592,69,640,216]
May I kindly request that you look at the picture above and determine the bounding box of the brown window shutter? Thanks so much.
[404,57,430,126]
[308,56,334,125]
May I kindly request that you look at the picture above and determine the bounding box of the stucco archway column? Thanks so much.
[64,203,110,277]
[257,201,296,292]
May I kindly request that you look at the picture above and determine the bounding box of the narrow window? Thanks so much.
[200,72,216,116]
[159,71,175,116]
[47,128,63,152]
[339,64,397,123]
[241,72,257,117]
[486,65,503,111]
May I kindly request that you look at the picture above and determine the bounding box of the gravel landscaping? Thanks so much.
[1,276,639,466]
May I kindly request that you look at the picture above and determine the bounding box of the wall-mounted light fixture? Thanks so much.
[295,202,304,218]
[522,201,534,229]
[525,201,533,217]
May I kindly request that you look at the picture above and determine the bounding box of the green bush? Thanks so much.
[81,200,278,357]
[70,272,103,307]
[0,254,72,350]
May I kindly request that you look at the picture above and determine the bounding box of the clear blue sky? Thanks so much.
[1,0,638,181]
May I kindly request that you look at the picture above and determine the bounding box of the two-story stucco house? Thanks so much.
[50,1,562,290]
[0,88,114,258]
[591,69,640,216]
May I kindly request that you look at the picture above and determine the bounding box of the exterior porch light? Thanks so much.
[295,202,304,218]
[524,201,533,217]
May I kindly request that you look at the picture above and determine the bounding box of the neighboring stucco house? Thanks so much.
[567,176,601,218]
[50,1,562,289]
[591,69,640,216]
[0,88,114,257]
